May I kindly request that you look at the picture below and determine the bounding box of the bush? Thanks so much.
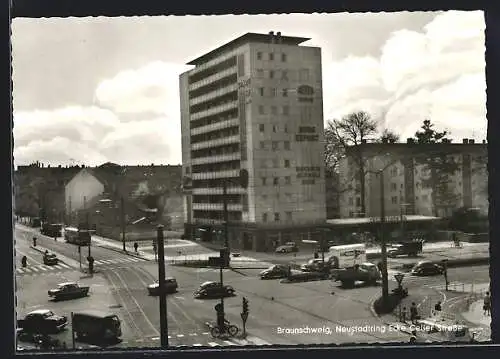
[373,293,402,315]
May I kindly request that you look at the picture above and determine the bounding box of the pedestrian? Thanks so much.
[410,302,418,324]
[409,329,418,343]
[134,242,138,254]
[314,251,319,259]
[401,307,407,323]
[434,301,442,312]
[483,292,491,316]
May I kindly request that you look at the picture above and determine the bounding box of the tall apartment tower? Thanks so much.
[180,32,326,252]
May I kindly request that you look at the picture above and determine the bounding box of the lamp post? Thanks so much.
[378,170,389,306]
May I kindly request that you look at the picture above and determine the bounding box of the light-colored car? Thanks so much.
[147,278,178,296]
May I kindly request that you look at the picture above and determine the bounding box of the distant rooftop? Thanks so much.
[187,31,311,66]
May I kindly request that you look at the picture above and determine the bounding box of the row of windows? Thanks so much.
[256,87,290,99]
[261,176,293,186]
[254,68,311,81]
[259,140,291,151]
[259,123,289,133]
[260,158,291,168]
[257,51,287,62]
[262,211,293,223]
[258,104,290,115]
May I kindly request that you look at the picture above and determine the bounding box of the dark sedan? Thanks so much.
[17,309,67,334]
[260,265,290,279]
[147,278,178,296]
[43,253,59,266]
[193,281,235,299]
[410,261,444,276]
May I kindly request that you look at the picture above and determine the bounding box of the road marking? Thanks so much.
[30,266,39,272]
[94,260,103,265]
[53,264,64,270]
[168,335,172,339]
[151,337,160,341]
[189,333,197,336]
[177,334,185,338]
[202,332,209,335]
[192,343,203,347]
[16,268,23,274]
[128,258,140,262]
[58,263,70,269]
[174,296,185,300]
[223,340,235,346]
[207,342,219,347]
[38,265,49,271]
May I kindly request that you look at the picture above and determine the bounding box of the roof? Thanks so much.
[326,215,442,226]
[187,32,311,66]
[28,309,52,315]
[58,282,77,286]
[73,309,117,318]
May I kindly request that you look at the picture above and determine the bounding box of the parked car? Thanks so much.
[72,310,122,342]
[387,240,423,257]
[43,253,59,266]
[17,309,67,334]
[48,282,89,301]
[410,261,444,276]
[260,264,290,279]
[332,263,381,288]
[193,281,235,299]
[281,271,330,283]
[275,242,299,253]
[147,278,178,296]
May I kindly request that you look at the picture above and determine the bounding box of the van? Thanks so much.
[327,243,367,269]
[72,311,122,342]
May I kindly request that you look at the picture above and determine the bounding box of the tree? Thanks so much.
[413,119,461,217]
[324,111,378,215]
[377,129,400,144]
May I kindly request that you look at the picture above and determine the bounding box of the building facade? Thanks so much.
[338,139,488,219]
[180,32,327,251]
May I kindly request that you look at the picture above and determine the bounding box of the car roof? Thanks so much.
[28,309,52,315]
[58,282,77,286]
[73,310,117,318]
[201,281,216,286]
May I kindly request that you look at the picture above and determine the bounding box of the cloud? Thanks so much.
[94,61,192,116]
[14,62,188,166]
[324,10,486,142]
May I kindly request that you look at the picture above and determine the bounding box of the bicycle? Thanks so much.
[209,320,239,338]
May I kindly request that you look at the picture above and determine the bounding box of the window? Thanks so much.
[282,88,288,97]
[271,106,277,115]
[269,53,274,61]
[259,87,264,96]
[286,211,292,222]
[356,197,361,207]
[272,159,278,168]
[274,212,280,222]
[269,70,275,79]
[257,52,263,60]
[391,183,397,191]
[272,141,279,150]
[299,68,310,81]
[391,196,398,204]
[262,213,268,222]
[261,177,267,185]
[416,183,420,189]
[260,141,266,149]
[256,69,264,78]
[272,124,277,132]
[284,159,290,168]
[284,125,289,133]
[259,105,265,115]
[285,176,291,184]
[282,70,288,80]
[270,88,277,97]
[401,183,404,189]
[259,124,265,133]
[284,141,290,150]
[281,53,287,62]
[348,197,353,205]
[273,177,279,185]
[282,106,290,116]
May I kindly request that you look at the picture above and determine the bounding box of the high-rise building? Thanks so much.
[338,139,488,219]
[180,31,326,251]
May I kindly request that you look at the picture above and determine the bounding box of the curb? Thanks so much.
[96,244,149,261]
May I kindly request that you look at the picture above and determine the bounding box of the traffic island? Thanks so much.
[372,293,403,315]
[391,256,490,272]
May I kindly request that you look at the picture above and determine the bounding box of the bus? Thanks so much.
[327,243,367,269]
[64,227,91,246]
[41,223,63,237]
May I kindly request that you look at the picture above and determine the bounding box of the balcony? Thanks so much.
[192,187,246,195]
[190,83,238,106]
[191,152,241,165]
[191,118,239,136]
[191,101,239,121]
[189,67,238,91]
[192,203,243,211]
[191,135,240,151]
[189,53,237,76]
[191,169,240,180]
[193,218,224,225]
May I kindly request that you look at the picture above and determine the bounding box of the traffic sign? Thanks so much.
[394,273,405,285]
[240,311,248,323]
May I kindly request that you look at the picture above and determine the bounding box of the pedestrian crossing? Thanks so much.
[16,262,73,275]
[93,257,146,266]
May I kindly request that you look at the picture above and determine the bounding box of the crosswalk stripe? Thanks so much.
[223,340,235,346]
[38,265,49,271]
[128,258,140,262]
[58,263,70,268]
[16,268,23,274]
[23,268,32,273]
[31,267,39,272]
[94,260,103,265]
[207,342,219,347]
[177,334,185,338]
[192,343,203,346]
[52,265,64,270]
[168,335,172,339]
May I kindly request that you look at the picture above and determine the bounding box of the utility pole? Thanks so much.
[223,180,229,250]
[379,170,389,308]
[121,196,126,252]
[86,211,91,258]
[157,225,169,348]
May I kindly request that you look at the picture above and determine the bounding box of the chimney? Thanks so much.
[269,31,275,43]
[462,138,468,144]
[468,139,475,144]
[276,31,282,43]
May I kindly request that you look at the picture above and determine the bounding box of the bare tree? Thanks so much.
[377,129,400,143]
[324,111,378,215]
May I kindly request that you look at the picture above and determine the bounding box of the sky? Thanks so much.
[11,11,486,167]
